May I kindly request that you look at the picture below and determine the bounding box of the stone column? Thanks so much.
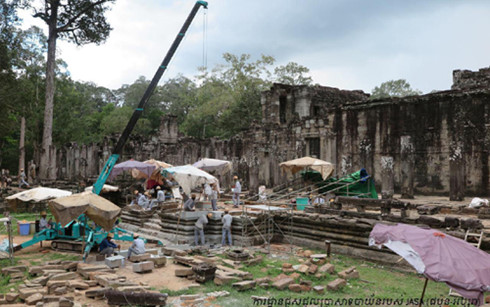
[400,136,414,199]
[381,156,394,199]
[449,144,465,201]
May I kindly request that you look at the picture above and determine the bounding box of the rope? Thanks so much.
[202,8,208,69]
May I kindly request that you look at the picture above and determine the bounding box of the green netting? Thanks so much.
[302,168,378,199]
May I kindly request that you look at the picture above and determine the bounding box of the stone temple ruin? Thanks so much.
[44,66,489,199]
[19,66,490,264]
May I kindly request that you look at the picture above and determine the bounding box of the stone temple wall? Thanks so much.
[45,67,490,198]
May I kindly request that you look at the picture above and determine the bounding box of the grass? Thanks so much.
[159,249,471,307]
[0,213,54,235]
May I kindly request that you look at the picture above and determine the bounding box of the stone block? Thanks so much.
[282,268,295,273]
[105,255,125,268]
[282,263,292,269]
[254,277,270,284]
[85,289,107,299]
[180,294,202,301]
[130,253,151,262]
[132,261,154,273]
[54,286,67,295]
[288,283,302,292]
[149,255,167,267]
[30,276,49,286]
[96,254,106,261]
[214,274,240,286]
[49,272,77,281]
[1,265,27,275]
[25,293,43,305]
[175,267,194,277]
[327,278,346,291]
[310,254,327,259]
[59,296,74,307]
[29,265,64,275]
[308,264,318,274]
[303,250,313,257]
[319,263,335,274]
[300,285,311,292]
[5,293,19,302]
[338,266,359,279]
[272,273,288,282]
[68,280,89,290]
[313,285,325,294]
[273,277,294,290]
[232,280,256,291]
[19,288,47,300]
[296,264,309,273]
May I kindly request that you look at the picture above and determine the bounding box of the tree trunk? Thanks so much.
[39,4,59,180]
[18,116,25,176]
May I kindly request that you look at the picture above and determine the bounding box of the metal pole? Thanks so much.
[7,216,13,264]
[418,278,429,307]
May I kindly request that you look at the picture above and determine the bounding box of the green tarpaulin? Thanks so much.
[302,168,378,199]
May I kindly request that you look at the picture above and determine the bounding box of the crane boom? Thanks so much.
[93,1,208,195]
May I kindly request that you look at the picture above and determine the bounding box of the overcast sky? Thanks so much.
[20,0,490,94]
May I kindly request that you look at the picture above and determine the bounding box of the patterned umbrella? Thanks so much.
[109,159,155,179]
[369,223,490,306]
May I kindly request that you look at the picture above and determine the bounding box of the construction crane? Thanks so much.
[11,1,208,259]
[93,0,208,195]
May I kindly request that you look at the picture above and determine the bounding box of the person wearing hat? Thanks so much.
[138,191,150,209]
[99,233,120,257]
[221,210,233,246]
[39,211,50,231]
[232,175,241,208]
[194,212,212,246]
[130,190,142,206]
[18,168,29,188]
[154,186,165,206]
[127,233,145,259]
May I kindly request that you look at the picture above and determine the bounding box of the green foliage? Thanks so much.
[370,79,422,100]
[180,53,275,138]
[274,62,313,86]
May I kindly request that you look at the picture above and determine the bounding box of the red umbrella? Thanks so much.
[369,223,490,306]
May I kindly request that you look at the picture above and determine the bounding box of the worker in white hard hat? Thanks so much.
[127,233,145,259]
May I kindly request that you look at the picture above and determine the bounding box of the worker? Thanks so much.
[99,233,120,257]
[39,211,51,231]
[203,183,212,201]
[313,195,325,205]
[127,234,145,259]
[156,186,165,203]
[210,182,219,211]
[221,210,233,246]
[138,191,150,209]
[232,175,241,208]
[194,212,212,246]
[18,168,29,188]
[130,190,141,206]
[184,194,197,211]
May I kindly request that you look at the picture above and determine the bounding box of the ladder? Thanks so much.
[449,230,484,297]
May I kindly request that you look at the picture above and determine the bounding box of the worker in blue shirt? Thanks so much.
[99,233,120,257]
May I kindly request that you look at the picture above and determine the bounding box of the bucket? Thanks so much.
[296,198,309,205]
[19,223,30,235]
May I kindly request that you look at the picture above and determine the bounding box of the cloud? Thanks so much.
[18,0,490,94]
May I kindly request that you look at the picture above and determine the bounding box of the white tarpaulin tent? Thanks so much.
[192,158,232,175]
[279,156,335,180]
[85,184,119,193]
[6,187,72,202]
[161,165,218,195]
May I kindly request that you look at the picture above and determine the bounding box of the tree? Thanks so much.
[181,53,275,138]
[27,0,116,179]
[274,62,313,86]
[370,79,422,100]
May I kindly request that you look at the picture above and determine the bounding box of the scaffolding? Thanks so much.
[240,202,294,254]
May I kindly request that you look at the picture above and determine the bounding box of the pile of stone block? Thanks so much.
[0,258,164,306]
